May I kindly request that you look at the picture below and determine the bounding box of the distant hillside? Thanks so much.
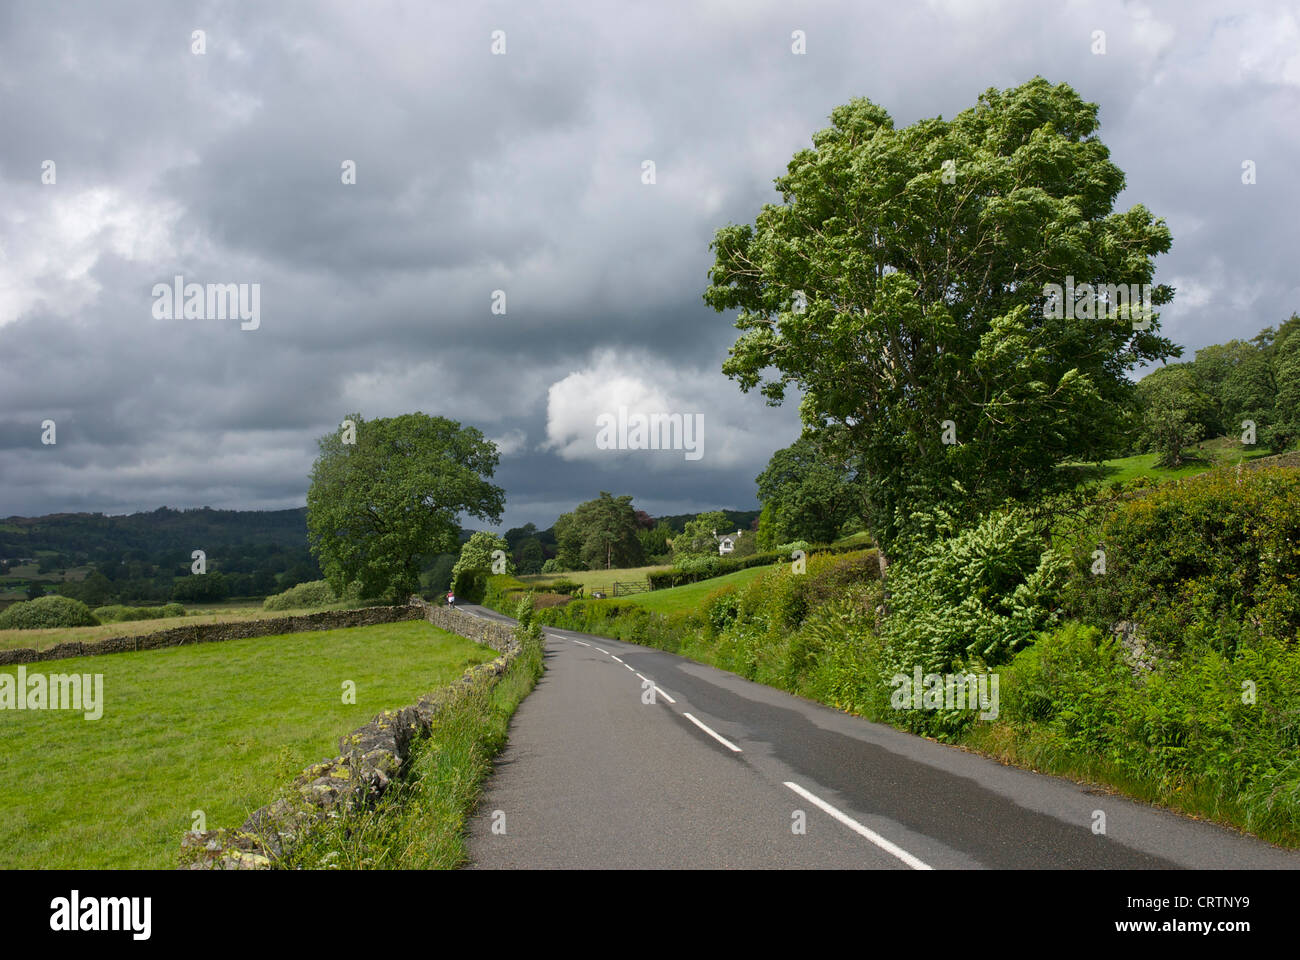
[0,506,310,564]
[0,507,318,607]
[651,509,760,534]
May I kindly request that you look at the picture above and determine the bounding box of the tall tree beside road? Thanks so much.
[705,78,1178,561]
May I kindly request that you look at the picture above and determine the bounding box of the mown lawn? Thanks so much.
[0,620,492,868]
[0,602,360,652]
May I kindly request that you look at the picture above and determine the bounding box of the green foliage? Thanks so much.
[169,572,231,604]
[636,520,674,560]
[1192,339,1273,440]
[91,603,185,623]
[670,510,729,564]
[540,558,564,574]
[542,579,583,596]
[880,508,1069,731]
[1064,466,1300,654]
[706,77,1176,552]
[756,435,863,544]
[514,538,545,574]
[551,493,645,571]
[998,621,1300,838]
[306,412,505,603]
[452,531,512,602]
[482,573,530,612]
[0,595,100,629]
[262,579,357,611]
[646,541,862,590]
[1268,320,1300,450]
[1135,364,1211,466]
[420,553,457,597]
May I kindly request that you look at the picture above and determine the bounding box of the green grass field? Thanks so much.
[618,565,775,615]
[0,601,360,652]
[0,620,492,868]
[1062,438,1275,487]
[518,564,671,595]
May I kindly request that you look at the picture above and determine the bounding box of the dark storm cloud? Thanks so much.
[2,0,1297,529]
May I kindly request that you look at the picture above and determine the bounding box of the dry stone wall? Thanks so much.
[0,604,422,666]
[179,598,528,869]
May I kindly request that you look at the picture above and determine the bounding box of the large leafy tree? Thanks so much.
[670,510,730,563]
[514,537,545,574]
[307,412,505,602]
[1192,340,1268,439]
[1268,316,1300,451]
[557,492,645,570]
[756,435,863,544]
[451,530,512,600]
[704,78,1177,560]
[1135,364,1211,467]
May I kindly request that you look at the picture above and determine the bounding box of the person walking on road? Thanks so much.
[446,589,456,609]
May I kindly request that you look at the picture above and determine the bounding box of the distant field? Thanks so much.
[1063,439,1275,487]
[619,565,775,615]
[518,564,671,594]
[0,602,358,653]
[0,620,493,869]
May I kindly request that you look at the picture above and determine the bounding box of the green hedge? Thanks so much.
[262,580,360,611]
[92,603,185,623]
[0,596,100,629]
[1064,466,1300,654]
[647,542,867,590]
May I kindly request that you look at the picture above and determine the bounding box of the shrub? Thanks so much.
[879,507,1068,738]
[540,558,564,574]
[1064,466,1300,654]
[674,555,720,576]
[701,585,740,636]
[647,541,867,590]
[0,596,100,629]
[262,580,346,611]
[482,575,530,613]
[998,620,1300,835]
[92,603,186,623]
[543,579,584,596]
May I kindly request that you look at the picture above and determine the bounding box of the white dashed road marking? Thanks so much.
[683,712,741,753]
[783,781,932,870]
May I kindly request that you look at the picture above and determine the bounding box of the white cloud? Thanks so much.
[542,349,789,468]
[489,429,527,456]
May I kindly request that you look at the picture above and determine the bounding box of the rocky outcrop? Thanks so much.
[179,599,526,870]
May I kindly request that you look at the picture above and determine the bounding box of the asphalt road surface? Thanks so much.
[462,605,1300,870]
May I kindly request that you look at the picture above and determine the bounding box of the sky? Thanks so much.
[1,0,1297,530]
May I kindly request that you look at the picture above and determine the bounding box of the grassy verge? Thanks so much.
[286,626,545,869]
[535,555,1300,849]
[0,620,493,868]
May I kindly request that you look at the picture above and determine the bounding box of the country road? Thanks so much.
[460,605,1300,870]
